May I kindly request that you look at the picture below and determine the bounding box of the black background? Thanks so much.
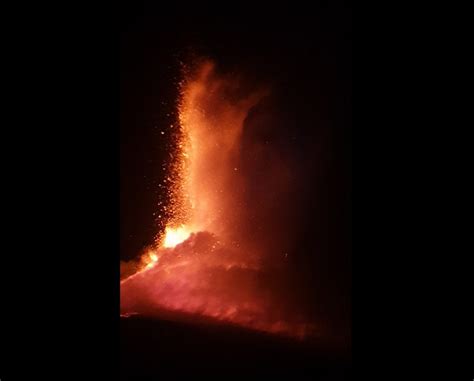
[5,2,465,380]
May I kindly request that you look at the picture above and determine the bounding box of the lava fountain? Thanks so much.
[120,59,315,338]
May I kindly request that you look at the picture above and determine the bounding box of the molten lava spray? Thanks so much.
[120,59,315,338]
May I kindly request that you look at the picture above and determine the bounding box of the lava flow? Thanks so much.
[120,59,315,339]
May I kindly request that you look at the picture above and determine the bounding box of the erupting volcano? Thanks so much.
[120,59,316,338]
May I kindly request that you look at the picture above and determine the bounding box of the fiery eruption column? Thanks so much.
[165,60,264,241]
[120,59,314,338]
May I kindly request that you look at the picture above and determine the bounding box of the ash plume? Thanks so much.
[120,58,341,342]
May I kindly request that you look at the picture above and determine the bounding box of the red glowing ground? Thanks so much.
[121,231,316,339]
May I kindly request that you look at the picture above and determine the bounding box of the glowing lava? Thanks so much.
[144,251,159,269]
[162,225,191,248]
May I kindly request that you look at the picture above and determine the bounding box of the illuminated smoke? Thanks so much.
[120,59,317,339]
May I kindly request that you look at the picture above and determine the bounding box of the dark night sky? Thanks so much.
[120,2,351,339]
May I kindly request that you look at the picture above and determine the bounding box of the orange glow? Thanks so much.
[162,225,191,248]
[143,250,159,269]
[174,60,266,238]
[120,59,314,339]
